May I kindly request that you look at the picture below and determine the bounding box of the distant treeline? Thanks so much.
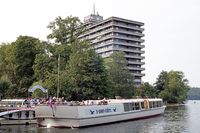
[187,87,200,100]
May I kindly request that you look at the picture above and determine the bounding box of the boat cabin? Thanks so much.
[0,110,35,120]
[110,99,163,112]
[0,99,29,108]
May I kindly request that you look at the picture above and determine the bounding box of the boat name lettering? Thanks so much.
[89,108,117,115]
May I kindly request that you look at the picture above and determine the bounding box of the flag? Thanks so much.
[49,96,53,109]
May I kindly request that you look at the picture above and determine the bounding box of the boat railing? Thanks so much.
[40,99,109,107]
[38,98,164,108]
[0,99,37,109]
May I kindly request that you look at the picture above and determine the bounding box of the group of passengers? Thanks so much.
[45,97,108,106]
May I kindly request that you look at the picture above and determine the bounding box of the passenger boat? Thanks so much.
[0,99,32,112]
[0,99,36,125]
[0,109,36,125]
[35,98,166,128]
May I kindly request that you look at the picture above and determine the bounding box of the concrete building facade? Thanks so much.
[80,14,145,85]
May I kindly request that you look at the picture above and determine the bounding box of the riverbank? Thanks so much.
[166,103,183,107]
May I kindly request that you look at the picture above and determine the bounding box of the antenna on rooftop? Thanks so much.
[93,3,95,15]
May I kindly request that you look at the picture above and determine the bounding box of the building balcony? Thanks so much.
[127,61,145,65]
[94,40,145,50]
[125,54,145,59]
[96,47,113,53]
[87,23,113,34]
[114,36,145,43]
[114,47,145,54]
[112,22,144,31]
[112,28,144,37]
[87,29,113,40]
[112,41,145,48]
[94,41,113,49]
[92,35,114,43]
[130,73,145,77]
[127,67,145,71]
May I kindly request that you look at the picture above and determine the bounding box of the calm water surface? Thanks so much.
[0,100,199,133]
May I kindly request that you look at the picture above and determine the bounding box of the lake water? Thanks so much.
[0,100,199,133]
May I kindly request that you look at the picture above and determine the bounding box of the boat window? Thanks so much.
[25,111,29,118]
[9,113,12,119]
[157,101,160,107]
[124,102,142,112]
[141,102,144,109]
[18,112,21,119]
[130,103,135,110]
[124,103,130,112]
[33,111,35,118]
[135,103,140,110]
[149,102,153,108]
[157,101,163,107]
[153,102,157,108]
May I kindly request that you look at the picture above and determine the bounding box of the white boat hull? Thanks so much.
[0,109,36,126]
[0,118,36,125]
[36,104,165,128]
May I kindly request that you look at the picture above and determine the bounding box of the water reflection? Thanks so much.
[0,101,199,133]
[163,105,189,133]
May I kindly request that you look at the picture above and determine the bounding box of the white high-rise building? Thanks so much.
[80,13,145,85]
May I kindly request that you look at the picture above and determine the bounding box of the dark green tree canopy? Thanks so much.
[104,51,135,98]
[155,70,189,103]
[135,82,156,98]
[63,40,109,101]
[47,16,84,44]
[12,36,41,97]
[154,70,168,95]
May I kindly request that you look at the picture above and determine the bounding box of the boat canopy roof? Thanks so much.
[108,98,163,104]
[1,99,26,102]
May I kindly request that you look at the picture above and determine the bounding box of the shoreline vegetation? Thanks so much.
[166,103,185,107]
[0,16,190,104]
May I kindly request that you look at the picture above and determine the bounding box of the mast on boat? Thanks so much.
[57,54,60,98]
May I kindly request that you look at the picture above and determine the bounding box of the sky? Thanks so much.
[0,0,200,87]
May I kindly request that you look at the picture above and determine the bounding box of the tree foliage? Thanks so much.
[12,36,41,97]
[155,70,189,103]
[0,44,15,83]
[63,40,109,101]
[104,51,135,98]
[0,76,11,98]
[154,71,168,95]
[135,82,156,98]
[47,16,84,44]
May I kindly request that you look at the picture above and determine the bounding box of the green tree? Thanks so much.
[0,43,19,98]
[64,40,109,101]
[33,42,56,82]
[44,16,85,97]
[0,44,8,78]
[104,51,135,98]
[0,43,15,83]
[12,36,41,97]
[154,70,168,95]
[135,82,156,98]
[0,76,11,98]
[155,71,189,103]
[47,16,84,44]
